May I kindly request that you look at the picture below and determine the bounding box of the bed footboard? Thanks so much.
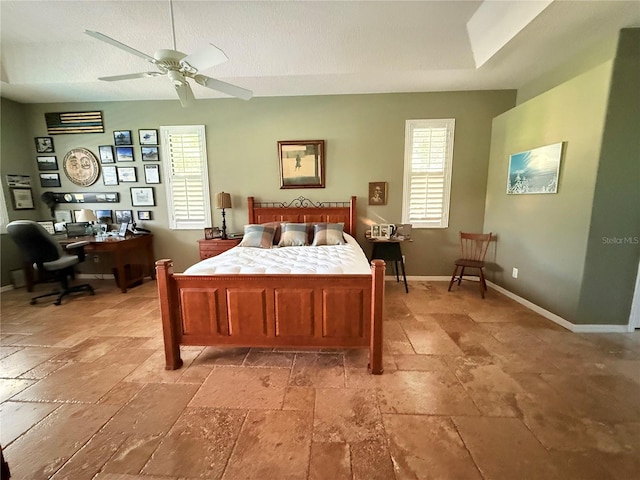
[156,259,385,374]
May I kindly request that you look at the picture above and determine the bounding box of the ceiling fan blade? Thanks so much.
[180,44,228,73]
[98,72,162,82]
[85,30,156,63]
[174,80,195,108]
[194,74,253,100]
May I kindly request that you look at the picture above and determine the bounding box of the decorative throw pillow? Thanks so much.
[238,224,276,248]
[311,223,346,246]
[261,221,282,245]
[278,223,308,247]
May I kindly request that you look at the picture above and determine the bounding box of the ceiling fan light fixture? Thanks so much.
[167,70,186,86]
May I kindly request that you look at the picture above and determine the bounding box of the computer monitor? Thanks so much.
[65,222,89,238]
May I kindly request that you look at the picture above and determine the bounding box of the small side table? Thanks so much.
[198,238,242,260]
[369,239,409,293]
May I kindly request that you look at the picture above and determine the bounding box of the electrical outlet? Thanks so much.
[512,267,518,279]
[93,255,100,263]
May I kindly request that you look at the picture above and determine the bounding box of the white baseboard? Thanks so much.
[486,280,630,333]
[0,284,14,292]
[389,276,630,333]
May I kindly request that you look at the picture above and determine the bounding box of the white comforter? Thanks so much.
[184,233,372,275]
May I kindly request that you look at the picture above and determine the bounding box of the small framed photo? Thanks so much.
[131,187,155,207]
[95,209,113,223]
[6,175,31,187]
[115,146,134,162]
[35,137,54,153]
[117,166,137,183]
[113,130,132,145]
[37,156,58,171]
[118,221,129,237]
[115,210,133,224]
[39,173,61,187]
[139,129,158,145]
[102,165,119,186]
[204,227,214,239]
[144,164,160,184]
[10,188,35,210]
[98,145,115,164]
[141,146,159,161]
[138,210,152,221]
[368,182,388,205]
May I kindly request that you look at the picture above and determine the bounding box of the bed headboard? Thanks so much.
[247,196,357,236]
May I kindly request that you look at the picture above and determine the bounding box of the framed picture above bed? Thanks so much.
[278,140,325,189]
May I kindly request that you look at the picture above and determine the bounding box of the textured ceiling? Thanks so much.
[1,0,639,104]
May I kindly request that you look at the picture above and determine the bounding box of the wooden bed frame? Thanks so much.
[156,196,385,374]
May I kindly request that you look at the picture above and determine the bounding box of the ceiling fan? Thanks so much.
[85,0,252,107]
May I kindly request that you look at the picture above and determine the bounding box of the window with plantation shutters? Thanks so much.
[160,125,212,230]
[402,119,455,228]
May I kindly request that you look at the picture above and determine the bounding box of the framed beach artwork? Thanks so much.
[278,140,325,189]
[506,142,564,195]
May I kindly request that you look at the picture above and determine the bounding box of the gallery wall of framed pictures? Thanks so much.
[22,126,161,222]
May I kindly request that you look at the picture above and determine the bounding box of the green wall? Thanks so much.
[484,61,612,322]
[576,29,640,325]
[516,33,619,105]
[0,98,48,287]
[1,90,515,281]
[484,28,639,326]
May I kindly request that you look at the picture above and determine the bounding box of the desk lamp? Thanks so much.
[75,209,98,235]
[215,192,232,240]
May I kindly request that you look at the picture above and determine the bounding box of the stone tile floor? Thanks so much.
[0,278,639,479]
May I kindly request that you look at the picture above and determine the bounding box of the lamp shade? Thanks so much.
[75,209,98,222]
[215,192,232,209]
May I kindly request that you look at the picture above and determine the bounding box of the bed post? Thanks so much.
[247,196,256,224]
[155,259,183,370]
[369,259,385,374]
[349,196,357,236]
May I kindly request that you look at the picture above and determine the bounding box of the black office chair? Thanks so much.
[7,220,95,305]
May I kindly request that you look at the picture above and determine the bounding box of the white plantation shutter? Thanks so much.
[402,119,455,228]
[160,125,211,230]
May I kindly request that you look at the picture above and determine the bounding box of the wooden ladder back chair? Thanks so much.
[448,231,493,298]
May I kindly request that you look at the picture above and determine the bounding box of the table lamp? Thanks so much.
[215,192,232,240]
[75,209,98,235]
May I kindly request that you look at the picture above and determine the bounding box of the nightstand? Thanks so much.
[198,238,242,260]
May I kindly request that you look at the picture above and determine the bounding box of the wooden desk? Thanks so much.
[368,238,409,293]
[25,234,155,293]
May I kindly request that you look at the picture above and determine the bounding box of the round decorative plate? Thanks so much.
[63,148,100,186]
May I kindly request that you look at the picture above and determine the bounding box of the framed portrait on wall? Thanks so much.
[368,182,388,205]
